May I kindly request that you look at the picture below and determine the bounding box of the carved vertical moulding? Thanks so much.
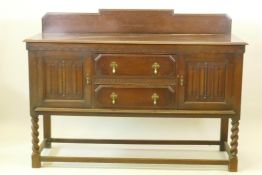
[43,54,84,100]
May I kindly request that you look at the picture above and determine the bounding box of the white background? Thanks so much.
[0,0,262,174]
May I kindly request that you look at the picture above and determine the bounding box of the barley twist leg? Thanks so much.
[31,114,41,168]
[228,119,239,172]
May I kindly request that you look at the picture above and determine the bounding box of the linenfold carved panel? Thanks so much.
[185,61,227,102]
[178,54,233,110]
[43,56,83,99]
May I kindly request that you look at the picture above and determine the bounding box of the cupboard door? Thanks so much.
[39,51,92,107]
[178,54,234,110]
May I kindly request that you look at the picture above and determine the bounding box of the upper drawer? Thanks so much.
[94,54,176,77]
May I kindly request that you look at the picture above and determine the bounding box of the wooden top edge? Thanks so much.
[24,33,247,45]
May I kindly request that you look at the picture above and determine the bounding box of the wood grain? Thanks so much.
[25,33,247,45]
[94,54,176,77]
[178,53,234,110]
[94,85,175,109]
[42,9,232,34]
[41,156,228,165]
[25,9,246,171]
[50,138,221,145]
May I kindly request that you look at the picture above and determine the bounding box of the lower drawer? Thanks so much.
[94,85,175,109]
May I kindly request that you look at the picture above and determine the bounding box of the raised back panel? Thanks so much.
[42,9,231,34]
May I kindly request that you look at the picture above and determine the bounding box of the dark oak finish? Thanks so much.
[26,33,245,45]
[220,118,229,151]
[50,138,221,145]
[41,156,229,165]
[42,9,232,34]
[94,54,176,77]
[35,107,236,117]
[25,10,246,172]
[94,85,175,109]
[178,53,234,110]
[43,115,51,148]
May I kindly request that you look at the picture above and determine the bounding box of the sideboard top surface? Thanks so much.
[25,33,246,45]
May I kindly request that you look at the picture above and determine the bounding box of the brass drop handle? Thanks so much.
[110,61,118,74]
[110,92,118,104]
[151,93,159,105]
[152,62,160,75]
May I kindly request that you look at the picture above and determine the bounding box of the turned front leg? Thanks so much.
[31,114,41,168]
[229,119,239,172]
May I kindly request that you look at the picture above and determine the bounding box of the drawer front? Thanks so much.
[94,54,176,77]
[94,85,175,109]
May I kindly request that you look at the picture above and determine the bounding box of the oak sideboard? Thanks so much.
[25,9,247,171]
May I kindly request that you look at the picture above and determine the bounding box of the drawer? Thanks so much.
[94,54,176,77]
[94,85,175,109]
